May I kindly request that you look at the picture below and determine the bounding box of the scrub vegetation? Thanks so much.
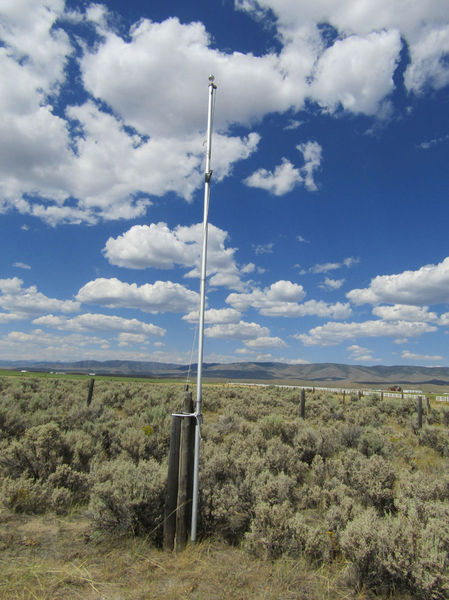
[1,375,449,599]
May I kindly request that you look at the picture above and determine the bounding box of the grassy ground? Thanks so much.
[0,508,412,600]
[0,370,187,385]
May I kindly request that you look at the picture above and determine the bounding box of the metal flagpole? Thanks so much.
[190,74,217,544]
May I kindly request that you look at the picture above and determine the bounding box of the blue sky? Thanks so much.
[1,0,449,366]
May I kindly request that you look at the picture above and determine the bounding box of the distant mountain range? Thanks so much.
[1,359,449,387]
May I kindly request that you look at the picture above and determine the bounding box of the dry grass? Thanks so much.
[0,508,411,600]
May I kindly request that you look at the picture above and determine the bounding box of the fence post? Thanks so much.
[380,391,384,401]
[358,390,362,401]
[175,390,194,551]
[426,396,431,413]
[87,378,95,406]
[163,415,181,551]
[300,389,306,419]
[417,396,423,430]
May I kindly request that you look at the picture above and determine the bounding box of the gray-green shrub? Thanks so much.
[88,457,165,541]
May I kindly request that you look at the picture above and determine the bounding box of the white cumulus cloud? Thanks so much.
[310,30,401,115]
[243,141,322,195]
[320,277,345,290]
[372,304,439,322]
[103,222,247,291]
[76,277,199,314]
[244,336,287,349]
[183,308,242,324]
[401,350,444,362]
[226,281,350,318]
[2,0,449,226]
[347,344,379,362]
[243,158,303,196]
[226,280,306,313]
[347,256,449,305]
[205,320,270,340]
[296,319,437,346]
[0,277,80,315]
[32,313,165,337]
[118,332,150,347]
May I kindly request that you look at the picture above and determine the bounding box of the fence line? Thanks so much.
[226,381,431,400]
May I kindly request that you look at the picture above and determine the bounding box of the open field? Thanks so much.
[3,360,449,390]
[0,369,186,385]
[1,375,448,599]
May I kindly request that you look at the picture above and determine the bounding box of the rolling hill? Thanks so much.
[1,359,449,387]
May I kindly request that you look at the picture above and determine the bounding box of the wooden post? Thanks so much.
[380,391,384,401]
[300,389,306,419]
[342,390,346,403]
[175,390,194,551]
[426,396,431,413]
[163,415,181,551]
[358,390,362,401]
[417,396,423,430]
[87,378,95,406]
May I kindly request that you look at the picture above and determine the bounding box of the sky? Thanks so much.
[1,0,449,367]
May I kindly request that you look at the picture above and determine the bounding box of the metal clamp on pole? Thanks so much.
[172,412,195,418]
[172,412,202,429]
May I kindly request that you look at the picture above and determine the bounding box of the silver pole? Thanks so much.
[191,75,216,543]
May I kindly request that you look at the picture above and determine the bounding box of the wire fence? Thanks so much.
[227,381,448,401]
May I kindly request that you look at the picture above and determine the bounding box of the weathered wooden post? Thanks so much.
[426,396,431,413]
[163,415,181,551]
[417,396,423,429]
[342,389,346,403]
[358,390,362,401]
[300,389,306,419]
[175,390,194,551]
[380,391,384,401]
[87,378,95,406]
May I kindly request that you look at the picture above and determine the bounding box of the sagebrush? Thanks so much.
[1,376,448,598]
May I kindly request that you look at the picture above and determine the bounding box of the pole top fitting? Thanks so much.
[208,74,215,82]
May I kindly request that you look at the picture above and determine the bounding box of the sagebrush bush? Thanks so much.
[0,422,70,480]
[341,504,449,598]
[357,426,387,457]
[245,501,297,559]
[339,423,362,448]
[47,464,89,504]
[2,375,449,599]
[88,457,166,541]
[419,425,449,457]
[293,425,322,465]
[1,475,50,513]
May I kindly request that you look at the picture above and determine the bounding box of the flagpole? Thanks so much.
[190,74,217,543]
